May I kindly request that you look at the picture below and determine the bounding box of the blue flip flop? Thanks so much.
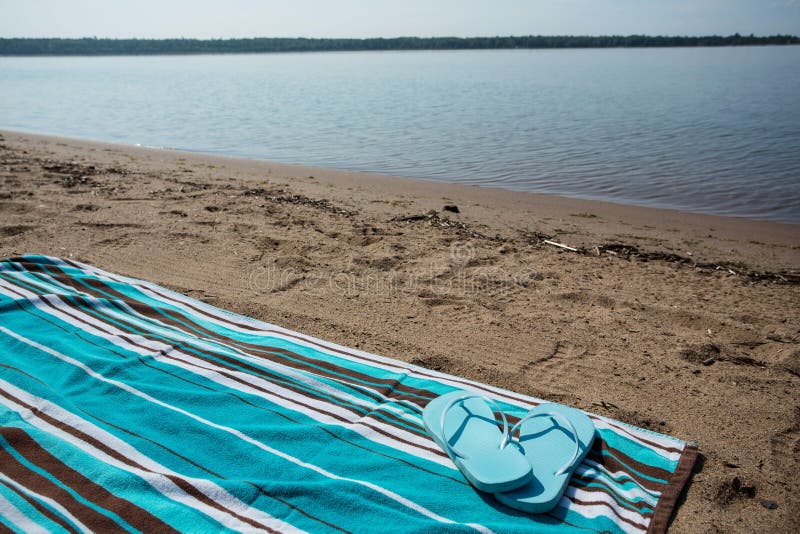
[494,403,595,513]
[422,391,533,493]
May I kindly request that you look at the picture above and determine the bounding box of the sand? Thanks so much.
[1,129,798,532]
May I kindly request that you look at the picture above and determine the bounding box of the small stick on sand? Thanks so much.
[543,239,579,252]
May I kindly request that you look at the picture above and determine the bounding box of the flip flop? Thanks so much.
[494,403,595,513]
[422,391,533,493]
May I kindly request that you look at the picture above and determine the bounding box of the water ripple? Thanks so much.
[1,47,799,223]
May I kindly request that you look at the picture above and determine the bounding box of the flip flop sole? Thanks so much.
[494,403,595,513]
[422,391,532,493]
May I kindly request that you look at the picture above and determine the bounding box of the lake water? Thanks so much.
[1,47,799,223]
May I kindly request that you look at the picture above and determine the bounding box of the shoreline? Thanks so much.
[1,129,799,531]
[3,129,798,271]
[3,125,798,226]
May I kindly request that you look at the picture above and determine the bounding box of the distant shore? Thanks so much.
[1,129,798,531]
[1,34,798,56]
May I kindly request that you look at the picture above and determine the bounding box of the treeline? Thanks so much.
[1,34,798,56]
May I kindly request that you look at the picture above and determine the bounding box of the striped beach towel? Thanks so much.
[0,255,696,533]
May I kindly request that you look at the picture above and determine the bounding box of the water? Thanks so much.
[1,47,799,223]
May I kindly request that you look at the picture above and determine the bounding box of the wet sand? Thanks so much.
[1,129,798,532]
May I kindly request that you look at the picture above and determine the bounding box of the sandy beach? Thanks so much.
[1,129,798,532]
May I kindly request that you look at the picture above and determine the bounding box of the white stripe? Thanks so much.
[63,258,685,460]
[0,327,487,533]
[91,295,425,429]
[5,287,448,467]
[105,292,427,417]
[564,486,649,531]
[0,473,93,534]
[581,459,661,500]
[590,418,683,462]
[0,377,301,533]
[0,486,48,534]
[148,289,683,462]
[557,494,650,533]
[0,282,26,300]
[574,464,659,505]
[52,260,556,408]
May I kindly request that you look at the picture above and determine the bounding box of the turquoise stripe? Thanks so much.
[596,427,679,473]
[60,294,428,435]
[596,448,670,485]
[0,479,68,533]
[61,265,453,399]
[579,470,659,505]
[45,269,439,412]
[0,416,229,532]
[576,480,655,515]
[0,433,136,532]
[552,502,634,533]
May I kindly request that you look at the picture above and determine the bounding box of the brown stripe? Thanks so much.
[0,435,125,531]
[588,414,683,455]
[0,519,16,534]
[0,387,152,474]
[165,475,277,533]
[646,444,697,534]
[84,276,437,405]
[0,427,177,533]
[571,473,654,514]
[43,269,437,410]
[0,476,80,533]
[586,439,672,493]
[84,410,350,534]
[43,292,438,452]
[569,496,648,531]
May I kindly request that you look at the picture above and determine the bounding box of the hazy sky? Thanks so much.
[2,0,799,39]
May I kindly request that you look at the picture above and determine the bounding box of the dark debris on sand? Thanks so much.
[390,209,495,240]
[244,187,356,216]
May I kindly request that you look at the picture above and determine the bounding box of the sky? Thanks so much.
[1,0,799,39]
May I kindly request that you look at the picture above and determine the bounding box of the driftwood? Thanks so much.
[583,242,798,286]
[388,212,798,286]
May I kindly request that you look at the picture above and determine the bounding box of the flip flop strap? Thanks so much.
[502,410,582,476]
[438,393,510,460]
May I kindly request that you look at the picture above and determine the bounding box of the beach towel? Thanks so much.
[0,255,697,533]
